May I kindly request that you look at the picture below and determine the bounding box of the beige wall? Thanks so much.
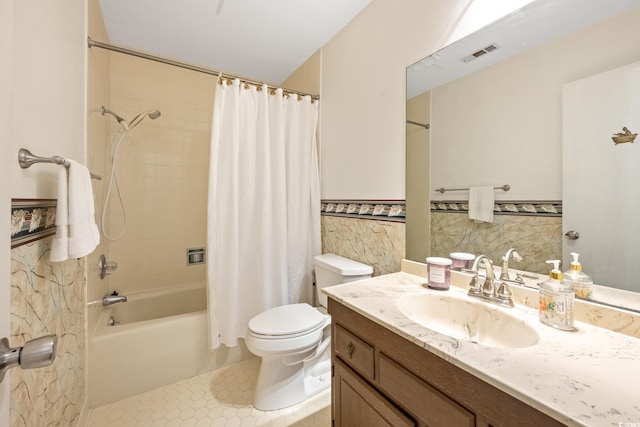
[321,216,404,276]
[87,0,112,340]
[10,0,87,198]
[282,50,321,96]
[8,0,88,425]
[431,7,640,201]
[405,91,430,262]
[106,54,214,296]
[315,0,534,270]
[319,0,535,200]
[0,0,12,422]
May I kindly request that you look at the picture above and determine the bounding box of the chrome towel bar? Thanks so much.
[435,184,510,194]
[18,148,102,180]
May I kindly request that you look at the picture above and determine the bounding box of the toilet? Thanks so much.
[245,253,373,411]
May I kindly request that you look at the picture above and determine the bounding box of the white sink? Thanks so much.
[396,292,539,348]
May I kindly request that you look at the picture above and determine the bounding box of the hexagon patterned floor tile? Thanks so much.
[87,357,331,426]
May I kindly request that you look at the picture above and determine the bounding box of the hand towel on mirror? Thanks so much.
[468,186,495,223]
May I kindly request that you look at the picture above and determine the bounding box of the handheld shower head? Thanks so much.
[101,106,130,131]
[128,110,161,130]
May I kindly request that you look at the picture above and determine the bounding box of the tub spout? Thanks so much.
[102,292,128,306]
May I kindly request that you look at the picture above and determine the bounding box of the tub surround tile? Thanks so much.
[430,211,562,274]
[320,198,561,279]
[104,53,212,297]
[323,271,640,426]
[10,237,86,426]
[321,215,404,276]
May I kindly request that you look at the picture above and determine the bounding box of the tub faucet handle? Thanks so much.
[98,254,118,279]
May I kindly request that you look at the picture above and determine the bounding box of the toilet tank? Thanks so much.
[314,253,373,308]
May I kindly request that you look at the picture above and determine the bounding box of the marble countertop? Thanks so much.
[323,271,640,427]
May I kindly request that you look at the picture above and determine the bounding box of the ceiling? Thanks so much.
[98,0,372,85]
[407,0,640,98]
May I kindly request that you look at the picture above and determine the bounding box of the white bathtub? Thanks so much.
[88,283,250,407]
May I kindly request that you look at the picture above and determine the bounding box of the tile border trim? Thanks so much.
[321,200,406,222]
[430,200,562,217]
[11,199,57,249]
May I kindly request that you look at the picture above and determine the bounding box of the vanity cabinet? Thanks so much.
[329,299,566,427]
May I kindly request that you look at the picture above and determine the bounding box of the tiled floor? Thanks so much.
[87,357,331,427]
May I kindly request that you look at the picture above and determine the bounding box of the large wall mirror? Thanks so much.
[406,0,640,310]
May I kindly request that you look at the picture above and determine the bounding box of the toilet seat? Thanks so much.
[248,303,328,339]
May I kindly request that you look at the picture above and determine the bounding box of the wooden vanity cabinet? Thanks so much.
[329,299,566,427]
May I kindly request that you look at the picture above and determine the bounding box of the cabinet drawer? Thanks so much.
[334,359,415,427]
[379,354,475,427]
[334,324,375,380]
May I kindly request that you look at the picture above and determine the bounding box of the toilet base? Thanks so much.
[253,345,331,411]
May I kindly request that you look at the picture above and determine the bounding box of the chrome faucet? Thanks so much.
[102,292,127,306]
[468,255,514,307]
[499,248,524,284]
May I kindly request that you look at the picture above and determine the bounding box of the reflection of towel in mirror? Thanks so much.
[50,160,100,262]
[468,186,495,223]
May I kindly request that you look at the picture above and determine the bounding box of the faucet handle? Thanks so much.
[495,281,515,307]
[482,276,495,297]
[467,272,482,296]
[499,260,511,281]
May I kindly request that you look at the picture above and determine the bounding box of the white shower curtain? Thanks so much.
[207,79,321,349]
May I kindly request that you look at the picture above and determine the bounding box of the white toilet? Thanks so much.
[245,253,373,411]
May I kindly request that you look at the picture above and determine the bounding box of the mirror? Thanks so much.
[406,0,640,309]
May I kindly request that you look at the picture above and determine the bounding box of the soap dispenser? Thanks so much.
[563,252,593,299]
[538,260,575,331]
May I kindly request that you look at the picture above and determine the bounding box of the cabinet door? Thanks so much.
[333,359,415,427]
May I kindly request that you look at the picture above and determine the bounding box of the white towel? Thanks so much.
[50,167,69,262]
[50,160,100,262]
[468,186,495,223]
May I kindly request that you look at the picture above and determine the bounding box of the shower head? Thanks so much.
[101,106,130,131]
[128,109,162,130]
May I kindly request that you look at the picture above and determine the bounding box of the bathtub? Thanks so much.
[88,283,251,407]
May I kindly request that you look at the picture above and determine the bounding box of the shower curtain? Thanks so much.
[207,78,321,348]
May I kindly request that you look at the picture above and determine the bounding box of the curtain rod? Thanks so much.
[87,37,320,100]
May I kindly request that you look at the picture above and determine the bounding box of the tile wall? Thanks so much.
[104,54,214,296]
[320,198,563,278]
[430,200,563,274]
[10,235,85,426]
[320,201,405,276]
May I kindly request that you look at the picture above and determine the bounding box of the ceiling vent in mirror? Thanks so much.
[461,43,500,63]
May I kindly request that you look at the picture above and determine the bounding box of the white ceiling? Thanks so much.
[406,0,640,98]
[98,0,372,85]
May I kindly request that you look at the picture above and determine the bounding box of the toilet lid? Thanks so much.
[248,303,327,337]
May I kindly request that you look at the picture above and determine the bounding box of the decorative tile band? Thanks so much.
[11,199,57,249]
[430,200,562,217]
[321,200,406,222]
